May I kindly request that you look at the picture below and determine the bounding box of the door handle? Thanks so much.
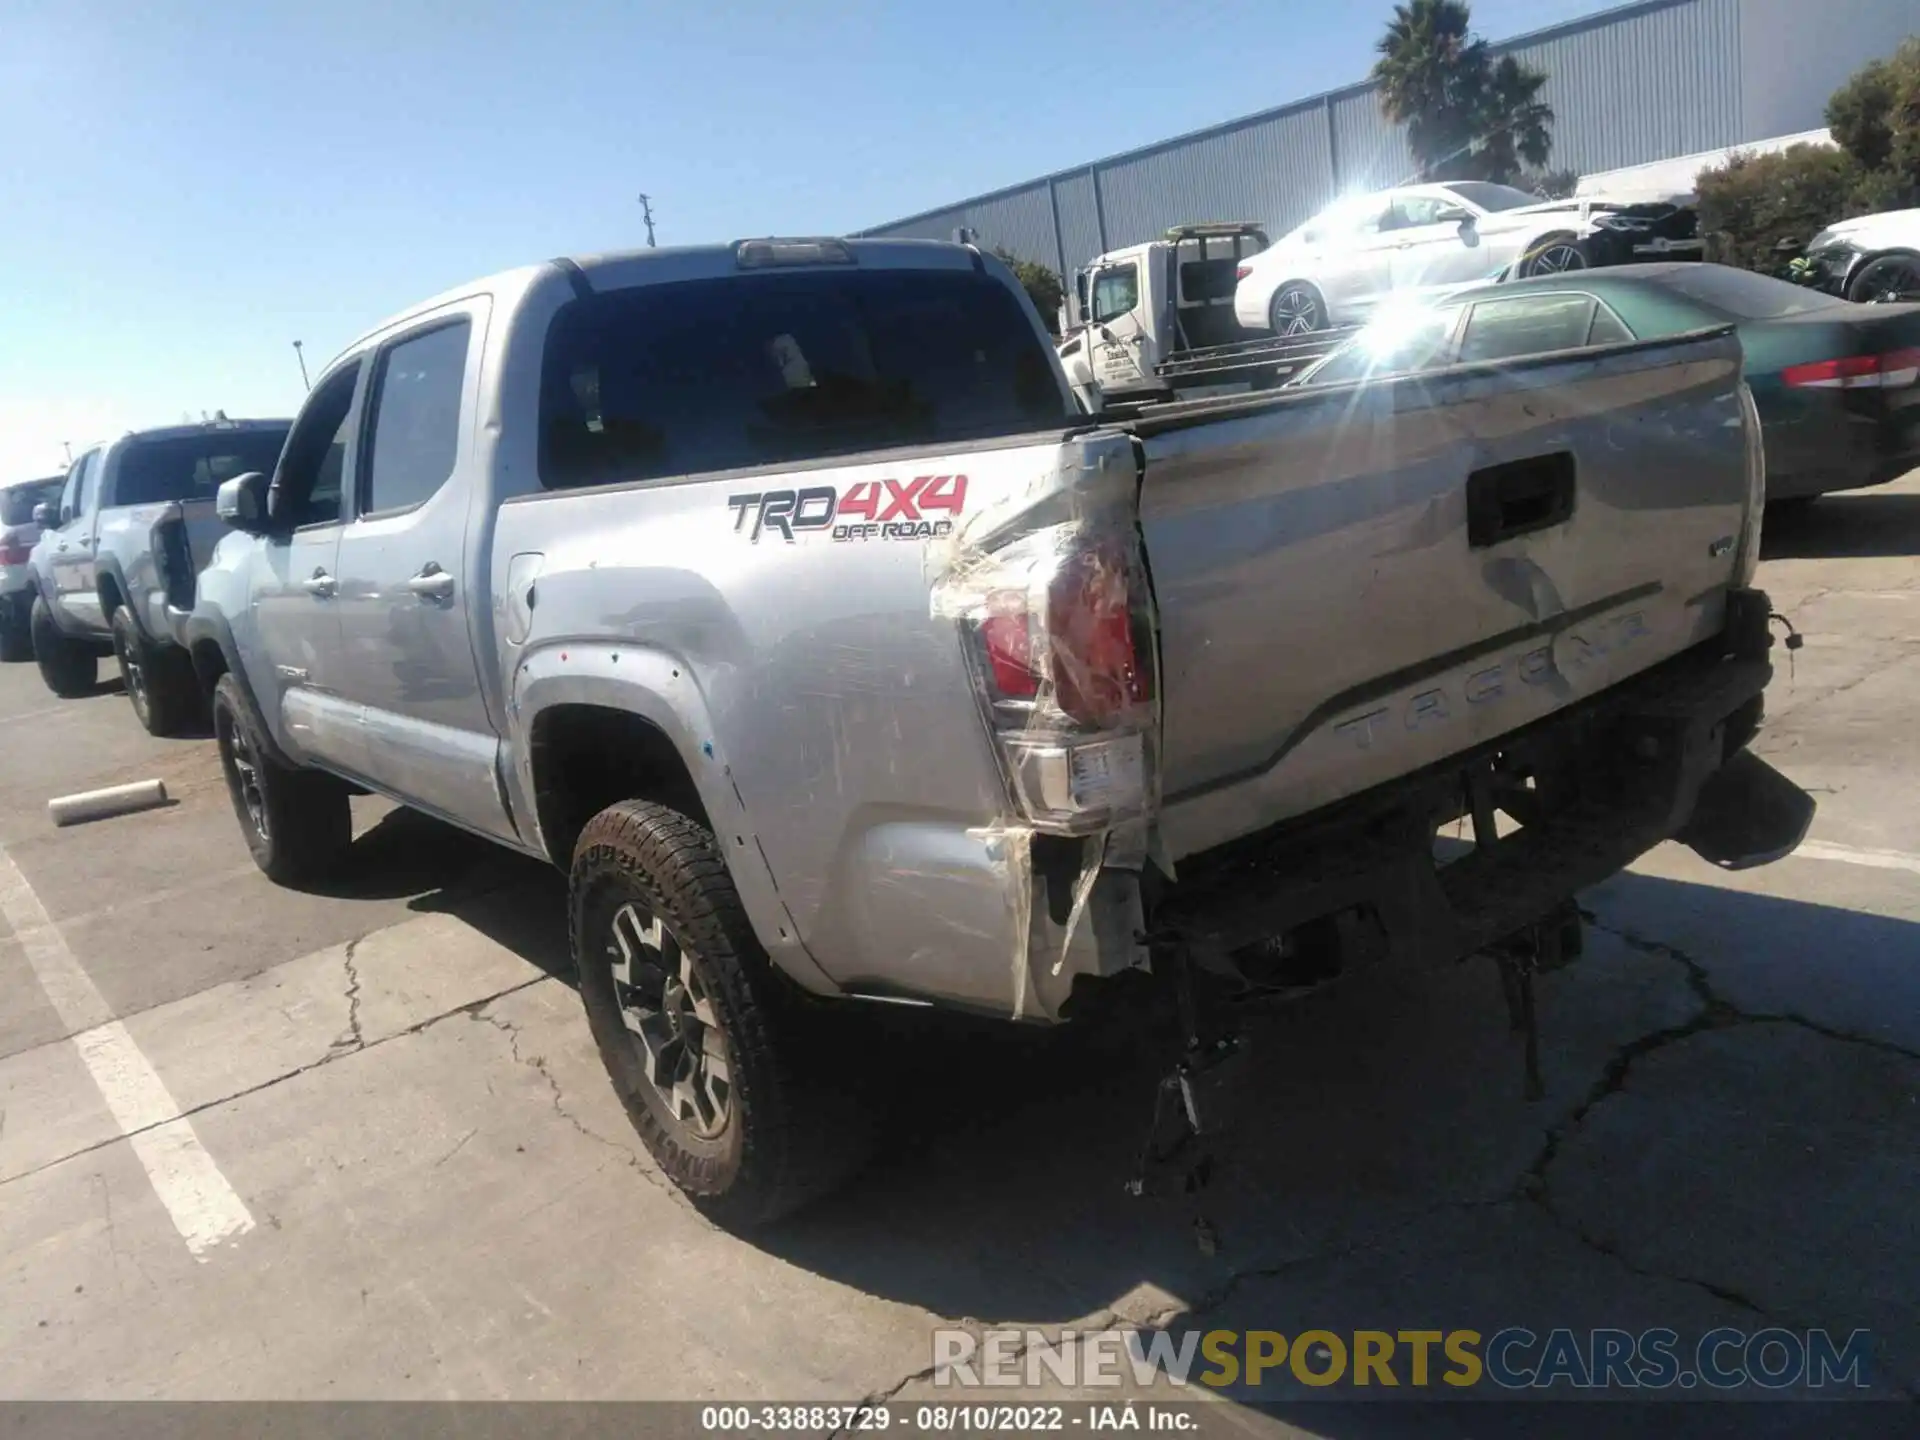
[303,569,337,598]
[406,564,455,600]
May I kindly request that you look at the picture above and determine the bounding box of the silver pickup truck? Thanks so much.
[187,237,1811,1226]
[26,419,291,731]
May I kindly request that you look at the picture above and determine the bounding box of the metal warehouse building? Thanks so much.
[862,0,1918,278]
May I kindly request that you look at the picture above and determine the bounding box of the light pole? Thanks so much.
[292,340,310,392]
[638,193,657,248]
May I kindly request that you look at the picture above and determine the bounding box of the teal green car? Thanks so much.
[1297,263,1920,503]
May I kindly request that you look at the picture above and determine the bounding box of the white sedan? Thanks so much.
[1234,181,1621,335]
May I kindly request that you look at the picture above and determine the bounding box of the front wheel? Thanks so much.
[211,673,352,886]
[30,595,96,697]
[1519,235,1588,277]
[1268,283,1326,337]
[111,607,201,736]
[570,800,873,1228]
[1847,252,1920,304]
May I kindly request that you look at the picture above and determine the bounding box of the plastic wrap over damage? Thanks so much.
[933,431,1160,1019]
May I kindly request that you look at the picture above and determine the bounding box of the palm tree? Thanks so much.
[1372,0,1554,184]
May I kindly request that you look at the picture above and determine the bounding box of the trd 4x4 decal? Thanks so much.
[729,474,968,543]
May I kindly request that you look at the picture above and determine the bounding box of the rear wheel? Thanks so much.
[1847,251,1920,304]
[211,673,352,886]
[111,607,200,736]
[1520,235,1588,277]
[571,800,873,1228]
[1268,283,1326,337]
[30,595,96,697]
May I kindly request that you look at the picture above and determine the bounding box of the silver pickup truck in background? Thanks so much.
[27,419,291,732]
[185,237,1812,1226]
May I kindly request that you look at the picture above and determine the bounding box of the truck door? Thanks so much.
[48,449,103,628]
[1086,259,1152,395]
[245,361,359,770]
[328,302,512,843]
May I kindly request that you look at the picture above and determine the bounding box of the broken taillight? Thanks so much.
[1047,543,1150,728]
[951,520,1160,834]
[980,595,1038,699]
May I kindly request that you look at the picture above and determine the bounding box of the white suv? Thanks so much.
[1234,181,1607,334]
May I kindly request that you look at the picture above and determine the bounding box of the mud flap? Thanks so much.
[1677,749,1816,871]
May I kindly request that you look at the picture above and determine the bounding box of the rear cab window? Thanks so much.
[112,429,292,507]
[1,479,63,527]
[539,266,1069,490]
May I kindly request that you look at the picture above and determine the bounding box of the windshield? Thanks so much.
[112,428,292,507]
[1657,264,1851,320]
[1,477,63,527]
[1443,182,1544,213]
[539,267,1068,490]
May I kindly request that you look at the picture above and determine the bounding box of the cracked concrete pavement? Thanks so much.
[1,478,1918,1423]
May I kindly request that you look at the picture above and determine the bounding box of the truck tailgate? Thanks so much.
[1134,329,1755,860]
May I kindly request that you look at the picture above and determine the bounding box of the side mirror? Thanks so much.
[217,471,273,534]
[32,502,52,527]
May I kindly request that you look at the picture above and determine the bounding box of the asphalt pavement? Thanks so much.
[2,479,1917,1429]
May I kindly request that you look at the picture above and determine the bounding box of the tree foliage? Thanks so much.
[1825,37,1920,197]
[1372,0,1553,184]
[1695,146,1871,274]
[994,249,1064,334]
[1696,38,1920,276]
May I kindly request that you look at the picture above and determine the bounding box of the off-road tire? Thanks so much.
[31,595,96,697]
[0,600,31,662]
[570,800,874,1228]
[211,673,352,886]
[111,606,201,736]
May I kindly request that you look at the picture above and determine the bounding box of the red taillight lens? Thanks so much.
[1047,545,1150,728]
[1235,265,1253,280]
[980,596,1038,699]
[1782,347,1920,389]
[0,542,29,566]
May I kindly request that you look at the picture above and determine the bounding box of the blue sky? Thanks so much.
[0,0,1611,481]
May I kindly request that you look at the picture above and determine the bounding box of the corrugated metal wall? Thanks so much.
[862,0,1919,286]
[1502,0,1743,174]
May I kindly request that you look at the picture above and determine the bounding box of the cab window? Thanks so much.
[1090,265,1140,325]
[271,363,362,529]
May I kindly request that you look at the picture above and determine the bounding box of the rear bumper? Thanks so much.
[1156,588,1811,973]
[1765,387,1920,500]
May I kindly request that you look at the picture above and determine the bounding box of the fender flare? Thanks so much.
[93,555,147,639]
[25,568,93,642]
[180,610,296,769]
[510,641,840,997]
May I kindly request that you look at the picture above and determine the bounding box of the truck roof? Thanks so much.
[336,238,988,370]
[112,418,293,446]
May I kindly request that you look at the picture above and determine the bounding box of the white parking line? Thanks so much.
[0,840,254,1259]
[1793,839,1920,877]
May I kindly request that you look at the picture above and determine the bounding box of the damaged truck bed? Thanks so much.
[189,237,1811,1224]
